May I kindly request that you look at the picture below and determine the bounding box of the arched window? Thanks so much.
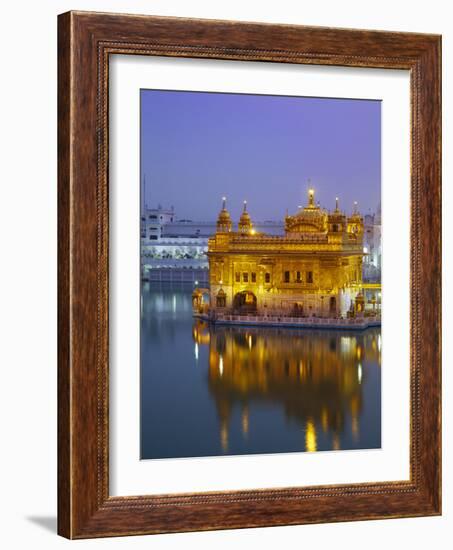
[329,296,336,313]
[216,289,226,308]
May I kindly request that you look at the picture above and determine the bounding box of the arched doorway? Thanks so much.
[329,296,336,314]
[292,302,304,317]
[233,291,257,313]
[216,289,226,308]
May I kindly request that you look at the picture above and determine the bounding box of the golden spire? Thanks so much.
[238,199,253,234]
[335,197,339,212]
[216,196,232,233]
[308,187,315,208]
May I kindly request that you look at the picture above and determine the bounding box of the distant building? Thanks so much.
[141,205,175,242]
[140,205,284,282]
[362,203,381,282]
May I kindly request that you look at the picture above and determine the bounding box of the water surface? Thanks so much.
[141,282,381,459]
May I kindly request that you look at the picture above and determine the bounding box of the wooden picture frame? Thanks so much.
[58,11,441,539]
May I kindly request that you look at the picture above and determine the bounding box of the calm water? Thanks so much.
[141,282,381,459]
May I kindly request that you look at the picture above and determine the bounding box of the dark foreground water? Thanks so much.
[141,282,381,459]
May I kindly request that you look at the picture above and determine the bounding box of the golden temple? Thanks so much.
[193,189,380,325]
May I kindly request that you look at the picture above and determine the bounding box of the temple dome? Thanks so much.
[285,188,328,233]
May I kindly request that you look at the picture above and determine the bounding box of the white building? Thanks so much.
[141,205,175,242]
[362,203,382,282]
[140,205,284,264]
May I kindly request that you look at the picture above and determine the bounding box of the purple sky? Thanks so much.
[141,90,381,221]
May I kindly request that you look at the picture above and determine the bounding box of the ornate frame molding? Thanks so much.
[58,11,441,538]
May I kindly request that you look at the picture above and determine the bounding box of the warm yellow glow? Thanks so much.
[332,434,341,451]
[220,423,228,452]
[321,407,328,432]
[351,415,359,441]
[199,327,381,450]
[298,360,304,377]
[305,419,317,452]
[241,407,249,437]
[207,191,370,322]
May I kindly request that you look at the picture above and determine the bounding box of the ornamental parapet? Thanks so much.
[208,235,363,255]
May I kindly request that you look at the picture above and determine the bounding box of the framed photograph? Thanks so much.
[58,11,441,538]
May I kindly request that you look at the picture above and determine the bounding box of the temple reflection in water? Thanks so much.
[192,319,381,454]
[141,284,381,460]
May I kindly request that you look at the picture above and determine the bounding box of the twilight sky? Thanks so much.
[141,89,381,221]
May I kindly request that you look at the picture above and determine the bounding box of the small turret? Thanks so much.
[216,196,232,233]
[328,196,346,233]
[238,200,253,234]
[347,201,364,240]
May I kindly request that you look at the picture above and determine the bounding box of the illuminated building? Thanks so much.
[140,199,283,284]
[205,189,370,319]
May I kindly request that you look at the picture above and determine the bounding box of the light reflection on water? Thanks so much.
[141,283,381,460]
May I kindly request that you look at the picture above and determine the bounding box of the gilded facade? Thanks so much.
[205,190,366,318]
